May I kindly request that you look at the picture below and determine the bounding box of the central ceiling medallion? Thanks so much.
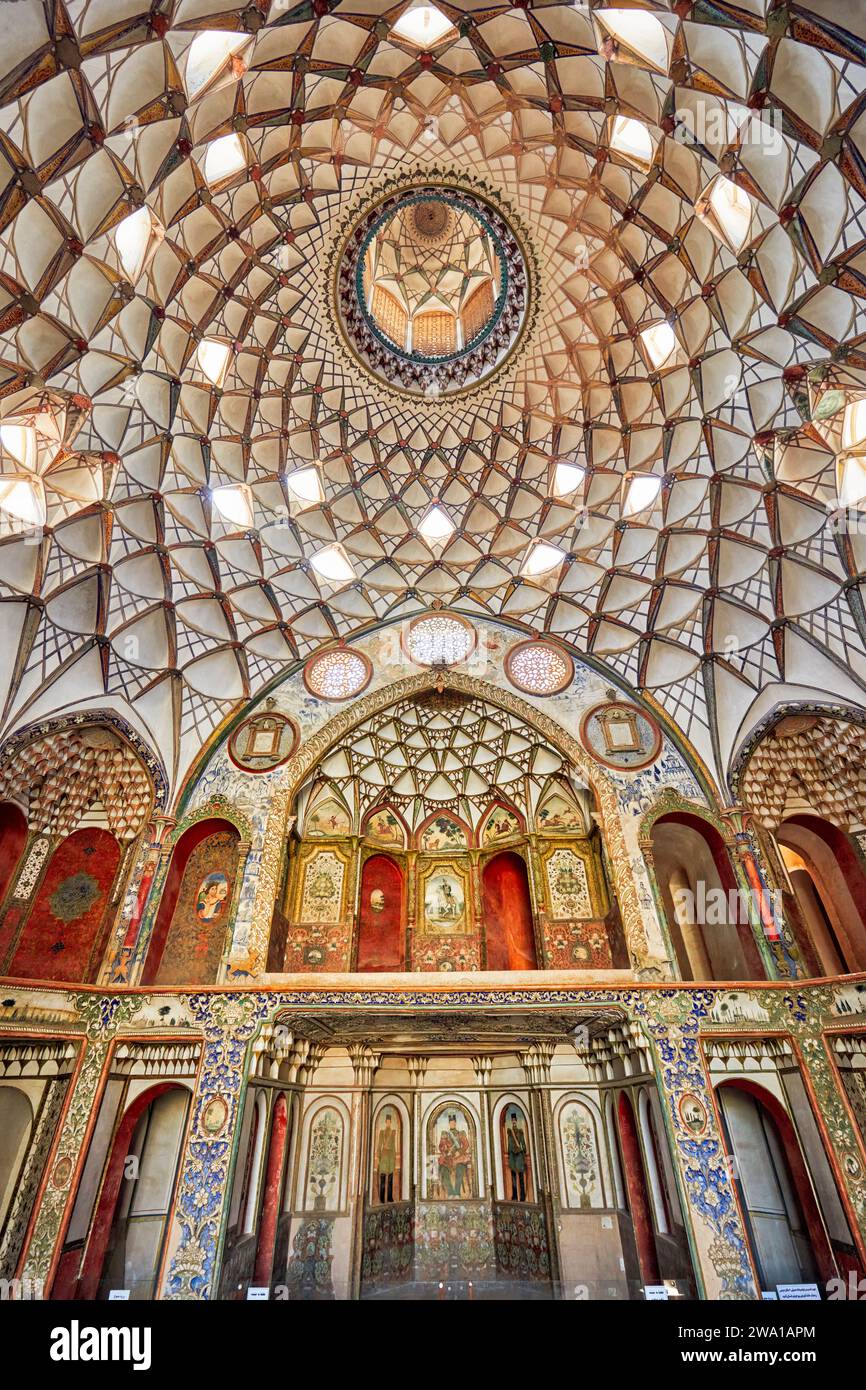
[333,181,530,397]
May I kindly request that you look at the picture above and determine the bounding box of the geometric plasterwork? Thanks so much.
[737,713,866,830]
[293,684,584,842]
[0,722,154,839]
[257,670,661,973]
[3,4,866,803]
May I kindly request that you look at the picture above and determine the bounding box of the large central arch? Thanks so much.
[244,671,667,979]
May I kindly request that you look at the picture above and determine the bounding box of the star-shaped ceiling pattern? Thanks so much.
[298,686,591,835]
[1,0,866,798]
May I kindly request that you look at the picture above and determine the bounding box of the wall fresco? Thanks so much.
[0,979,862,1301]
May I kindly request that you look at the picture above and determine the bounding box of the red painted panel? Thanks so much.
[356,855,404,971]
[9,827,121,983]
[152,827,240,987]
[253,1094,290,1286]
[482,851,537,971]
[0,803,26,905]
[0,803,28,967]
[617,1091,661,1288]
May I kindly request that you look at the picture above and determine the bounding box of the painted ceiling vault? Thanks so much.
[296,686,593,837]
[1,0,866,799]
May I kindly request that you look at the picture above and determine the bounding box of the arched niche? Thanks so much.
[422,1097,481,1201]
[776,815,866,974]
[0,802,26,906]
[221,1087,297,1299]
[715,1078,836,1291]
[142,817,242,986]
[0,1085,33,1231]
[481,850,537,970]
[356,853,405,971]
[613,1087,698,1298]
[637,1088,671,1237]
[6,826,122,983]
[370,1095,410,1204]
[240,1090,269,1235]
[258,672,675,979]
[298,1096,350,1214]
[556,1093,607,1209]
[71,1082,190,1301]
[493,1096,534,1203]
[648,810,763,981]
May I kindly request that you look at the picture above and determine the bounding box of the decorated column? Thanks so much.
[633,991,760,1300]
[161,994,268,1300]
[19,994,141,1292]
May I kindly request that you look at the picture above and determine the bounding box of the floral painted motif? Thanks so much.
[546,849,591,919]
[307,1108,343,1210]
[48,872,102,923]
[299,852,345,924]
[560,1101,601,1208]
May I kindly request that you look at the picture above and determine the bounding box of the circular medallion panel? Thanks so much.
[229,710,298,772]
[304,647,373,701]
[505,639,574,696]
[403,612,477,668]
[580,701,662,770]
[333,181,530,398]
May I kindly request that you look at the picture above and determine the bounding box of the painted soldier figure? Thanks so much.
[376,1111,397,1203]
[506,1111,528,1201]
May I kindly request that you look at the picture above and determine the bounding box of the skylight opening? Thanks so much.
[114,206,162,283]
[0,424,36,470]
[0,476,45,527]
[211,483,253,528]
[186,31,248,98]
[417,504,455,546]
[391,2,455,48]
[702,175,754,252]
[640,322,677,371]
[286,466,325,514]
[202,133,247,186]
[623,474,662,517]
[842,400,866,452]
[197,338,231,388]
[310,543,357,586]
[520,541,565,580]
[552,462,585,499]
[839,455,866,510]
[596,10,669,72]
[610,115,654,165]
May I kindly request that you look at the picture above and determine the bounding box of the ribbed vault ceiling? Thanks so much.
[2,0,866,797]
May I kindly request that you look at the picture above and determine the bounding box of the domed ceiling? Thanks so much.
[1,0,866,798]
